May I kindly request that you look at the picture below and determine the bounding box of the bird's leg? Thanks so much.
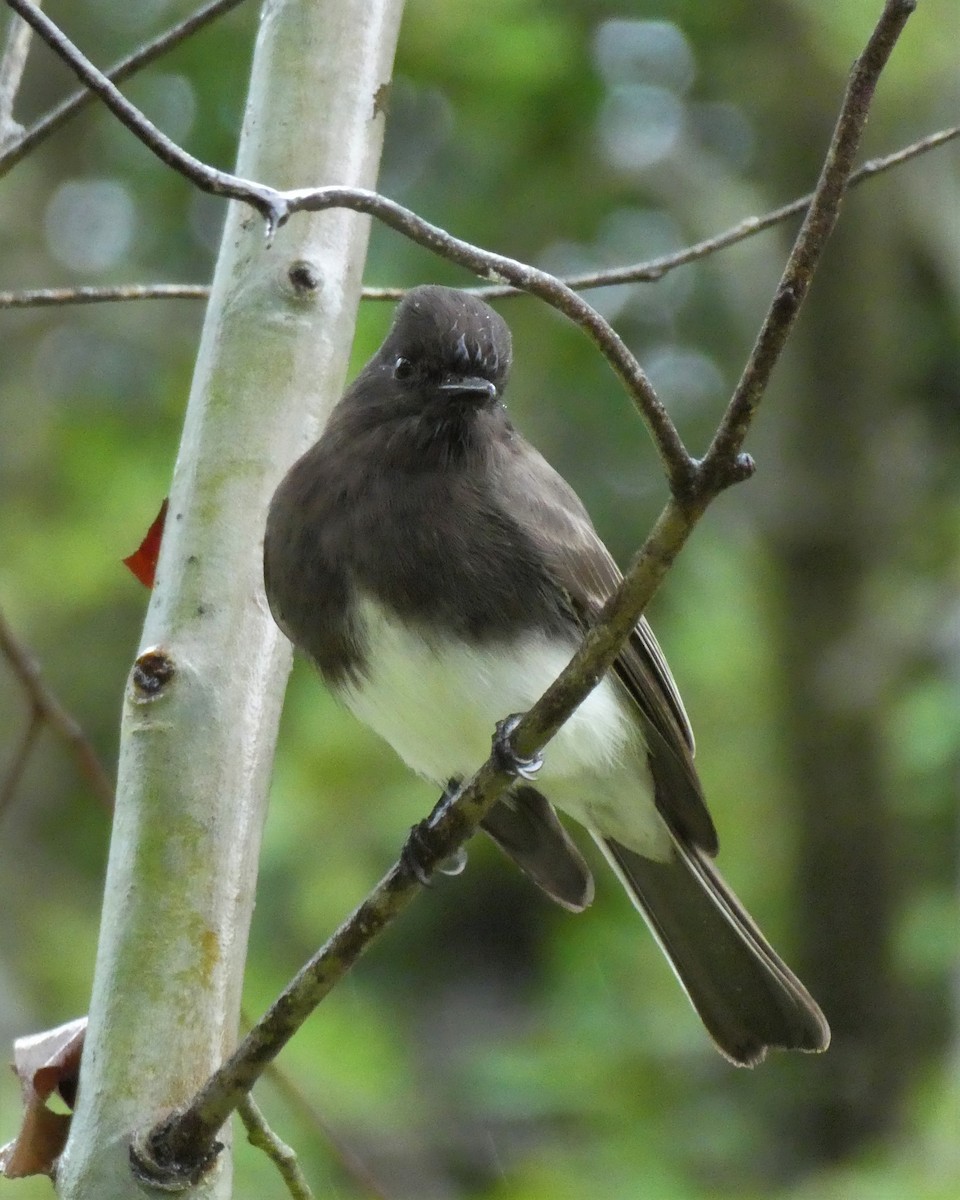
[402,777,468,885]
[492,713,544,781]
[403,714,544,887]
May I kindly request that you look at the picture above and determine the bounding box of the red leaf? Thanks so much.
[0,1017,86,1179]
[123,498,168,588]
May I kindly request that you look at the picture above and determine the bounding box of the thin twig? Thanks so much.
[237,1094,314,1200]
[239,1005,391,1200]
[3,0,693,491]
[0,0,249,178]
[0,283,211,307]
[0,709,41,820]
[262,1062,391,1200]
[0,605,115,813]
[0,0,38,143]
[1,122,956,313]
[129,3,918,1183]
[454,124,960,300]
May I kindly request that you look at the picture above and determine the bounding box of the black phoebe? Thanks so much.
[263,285,830,1066]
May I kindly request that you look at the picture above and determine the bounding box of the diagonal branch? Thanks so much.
[0,709,41,821]
[0,605,115,814]
[131,1,918,1186]
[0,0,38,144]
[0,0,249,178]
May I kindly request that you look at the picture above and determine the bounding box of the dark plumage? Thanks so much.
[264,285,830,1066]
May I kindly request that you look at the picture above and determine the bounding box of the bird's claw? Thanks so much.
[402,779,470,885]
[493,713,543,780]
[401,821,435,886]
[437,846,468,877]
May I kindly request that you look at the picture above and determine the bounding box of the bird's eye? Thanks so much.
[393,356,415,381]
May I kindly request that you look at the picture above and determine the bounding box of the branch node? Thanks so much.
[129,1124,222,1193]
[131,648,176,699]
[668,454,706,508]
[691,449,756,499]
[262,195,290,244]
[287,259,322,297]
[774,280,801,315]
[731,452,756,482]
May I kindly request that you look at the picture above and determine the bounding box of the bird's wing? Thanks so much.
[494,435,718,854]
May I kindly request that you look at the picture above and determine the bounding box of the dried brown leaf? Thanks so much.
[0,1017,86,1178]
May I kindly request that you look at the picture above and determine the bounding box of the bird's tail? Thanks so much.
[596,834,830,1066]
[482,785,595,912]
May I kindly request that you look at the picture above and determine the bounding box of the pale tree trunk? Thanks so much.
[56,2,405,1195]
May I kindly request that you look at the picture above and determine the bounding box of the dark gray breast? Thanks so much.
[263,412,575,688]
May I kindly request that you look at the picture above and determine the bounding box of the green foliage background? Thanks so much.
[1,1,957,1196]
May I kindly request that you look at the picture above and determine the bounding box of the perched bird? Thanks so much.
[263,285,830,1066]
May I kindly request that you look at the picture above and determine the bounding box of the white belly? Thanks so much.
[339,596,672,858]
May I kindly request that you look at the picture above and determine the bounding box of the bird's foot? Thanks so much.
[492,713,543,781]
[402,779,469,884]
[402,820,437,886]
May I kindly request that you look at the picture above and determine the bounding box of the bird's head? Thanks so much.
[375,285,512,412]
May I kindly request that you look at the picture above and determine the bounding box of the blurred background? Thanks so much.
[1,1,958,1196]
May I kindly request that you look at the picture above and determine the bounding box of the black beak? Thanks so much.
[438,374,497,404]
